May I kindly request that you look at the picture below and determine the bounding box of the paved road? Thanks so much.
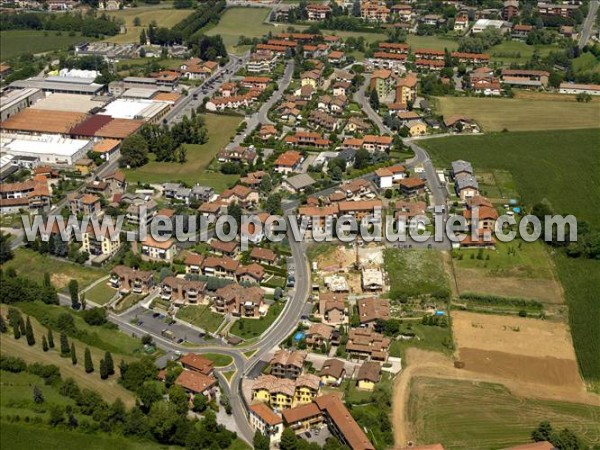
[227,60,295,150]
[579,0,599,48]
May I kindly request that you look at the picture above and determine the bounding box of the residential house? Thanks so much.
[462,197,498,232]
[161,277,206,306]
[213,283,265,317]
[202,256,240,279]
[251,374,320,409]
[361,267,385,291]
[285,131,331,149]
[345,116,371,134]
[502,0,519,20]
[138,237,177,262]
[404,119,427,136]
[249,403,284,443]
[537,2,580,18]
[110,266,154,294]
[357,297,390,326]
[175,370,218,401]
[444,116,478,132]
[378,42,409,54]
[209,239,239,257]
[391,3,413,21]
[370,69,395,101]
[217,145,258,166]
[246,51,278,74]
[241,76,271,91]
[184,252,204,276]
[361,2,390,22]
[319,359,346,386]
[375,164,406,188]
[179,58,218,80]
[68,193,101,217]
[327,50,346,66]
[346,328,391,361]
[301,70,321,88]
[309,110,339,131]
[319,292,347,325]
[220,185,259,208]
[179,353,214,375]
[454,15,469,32]
[82,225,121,260]
[414,59,445,71]
[271,349,307,379]
[356,361,381,391]
[282,402,325,434]
[455,172,480,200]
[367,52,407,73]
[396,73,417,105]
[398,177,426,195]
[307,3,331,21]
[501,69,549,88]
[282,173,317,194]
[305,323,339,350]
[274,150,304,174]
[512,24,533,39]
[236,263,265,284]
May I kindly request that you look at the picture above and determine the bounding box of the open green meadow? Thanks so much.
[2,248,107,292]
[406,34,458,51]
[407,377,600,449]
[205,7,272,54]
[422,129,600,382]
[488,40,561,65]
[0,30,88,60]
[435,96,600,132]
[389,323,453,358]
[176,305,225,333]
[124,113,241,191]
[0,422,176,450]
[83,281,116,306]
[383,249,450,299]
[105,6,194,44]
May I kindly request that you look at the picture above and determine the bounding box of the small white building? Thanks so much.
[471,19,510,34]
[0,132,92,166]
[558,83,600,96]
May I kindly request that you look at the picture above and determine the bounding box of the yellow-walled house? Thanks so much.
[356,361,381,391]
[406,119,427,137]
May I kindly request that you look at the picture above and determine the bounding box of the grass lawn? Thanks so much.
[228,438,252,450]
[2,248,107,292]
[407,376,600,449]
[572,52,600,75]
[84,281,116,306]
[222,370,235,382]
[0,30,89,59]
[201,353,233,367]
[176,305,225,333]
[0,422,175,450]
[229,302,284,339]
[454,240,555,279]
[434,96,600,132]
[421,129,600,383]
[13,302,144,357]
[339,379,374,404]
[406,34,459,51]
[105,6,194,44]
[0,306,137,406]
[488,40,560,65]
[124,114,241,191]
[383,249,450,299]
[389,323,453,358]
[205,7,272,55]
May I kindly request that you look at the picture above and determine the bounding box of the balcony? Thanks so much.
[132,281,143,294]
[110,276,121,288]
[161,287,172,300]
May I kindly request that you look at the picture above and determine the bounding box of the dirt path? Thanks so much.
[392,348,600,448]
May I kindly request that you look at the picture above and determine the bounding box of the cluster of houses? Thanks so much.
[206,76,272,112]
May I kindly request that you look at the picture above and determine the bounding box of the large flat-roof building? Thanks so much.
[0,132,92,166]
[8,76,105,95]
[1,109,88,135]
[0,88,45,121]
[30,93,108,114]
[99,98,171,123]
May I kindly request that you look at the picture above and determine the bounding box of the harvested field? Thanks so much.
[455,268,564,304]
[453,311,582,387]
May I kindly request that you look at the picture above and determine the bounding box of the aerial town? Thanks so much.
[0,0,599,449]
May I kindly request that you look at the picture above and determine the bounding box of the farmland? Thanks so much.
[105,6,194,44]
[488,40,560,65]
[124,114,241,191]
[434,96,600,132]
[204,7,272,54]
[406,376,600,450]
[2,248,107,292]
[422,129,600,384]
[0,30,89,60]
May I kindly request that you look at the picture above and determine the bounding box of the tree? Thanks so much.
[138,380,163,412]
[18,316,26,338]
[42,335,49,352]
[0,315,6,334]
[253,431,270,450]
[192,393,207,413]
[25,316,35,346]
[84,347,94,373]
[119,134,149,168]
[33,385,44,404]
[133,16,141,26]
[142,334,154,346]
[280,428,299,450]
[100,358,109,379]
[82,307,107,326]
[168,385,189,415]
[105,351,114,375]
[60,332,70,356]
[369,89,380,111]
[68,279,79,309]
[532,421,553,442]
[265,193,282,215]
[70,343,77,365]
[0,233,14,263]
[47,329,55,348]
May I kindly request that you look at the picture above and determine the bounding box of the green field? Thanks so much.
[421,129,600,226]
[572,52,600,75]
[0,422,176,450]
[389,323,453,358]
[201,353,233,367]
[488,40,560,65]
[383,249,450,299]
[105,6,194,44]
[435,96,600,132]
[124,114,241,191]
[13,302,144,357]
[175,305,224,333]
[0,30,89,60]
[83,281,116,306]
[2,248,107,292]
[422,129,600,382]
[205,7,272,54]
[0,306,138,405]
[229,302,284,339]
[406,34,458,51]
[407,377,600,449]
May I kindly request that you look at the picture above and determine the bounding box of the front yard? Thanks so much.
[176,305,225,333]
